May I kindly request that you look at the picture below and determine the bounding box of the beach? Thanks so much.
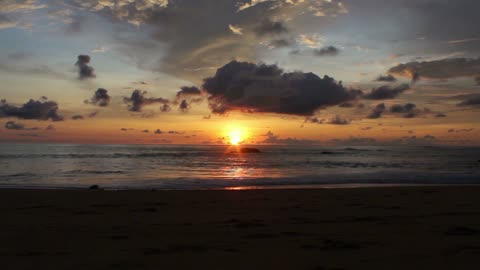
[1,186,480,269]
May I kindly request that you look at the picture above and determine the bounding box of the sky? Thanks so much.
[0,0,479,145]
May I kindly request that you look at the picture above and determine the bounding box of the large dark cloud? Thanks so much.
[363,84,410,100]
[85,88,110,107]
[0,98,63,121]
[123,90,169,112]
[388,58,480,84]
[202,61,361,116]
[313,46,340,57]
[75,55,95,80]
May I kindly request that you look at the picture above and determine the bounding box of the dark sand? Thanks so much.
[1,186,480,270]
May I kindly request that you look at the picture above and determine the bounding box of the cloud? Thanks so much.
[298,34,320,48]
[269,38,293,48]
[75,55,95,80]
[0,0,46,13]
[329,115,350,125]
[142,129,149,133]
[388,58,480,84]
[202,60,361,115]
[45,124,55,131]
[71,115,84,120]
[363,84,410,100]
[390,103,419,118]
[305,115,350,125]
[0,98,63,121]
[457,94,480,107]
[259,131,319,145]
[159,104,171,112]
[4,121,38,130]
[85,88,110,107]
[367,103,386,119]
[253,19,288,36]
[313,46,340,56]
[476,76,480,85]
[0,14,17,29]
[154,129,163,134]
[435,113,447,118]
[176,86,202,100]
[374,74,397,82]
[123,90,169,112]
[228,24,243,35]
[179,100,190,112]
[448,128,474,133]
[66,0,348,81]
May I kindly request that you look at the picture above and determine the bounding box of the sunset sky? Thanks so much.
[1,0,479,145]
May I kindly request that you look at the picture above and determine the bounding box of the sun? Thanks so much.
[226,126,248,145]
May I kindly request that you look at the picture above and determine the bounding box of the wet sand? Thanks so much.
[1,186,480,269]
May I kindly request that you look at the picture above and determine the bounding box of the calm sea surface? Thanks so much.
[0,144,479,189]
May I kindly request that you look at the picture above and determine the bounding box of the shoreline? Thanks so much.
[2,186,480,269]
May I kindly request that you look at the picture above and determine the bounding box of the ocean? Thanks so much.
[0,143,479,189]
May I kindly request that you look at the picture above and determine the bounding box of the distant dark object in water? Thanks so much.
[231,147,261,153]
[321,151,335,155]
[89,185,100,190]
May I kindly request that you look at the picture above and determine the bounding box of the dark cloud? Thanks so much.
[329,115,350,125]
[388,58,480,84]
[4,121,38,130]
[176,86,202,100]
[313,46,340,57]
[367,103,386,119]
[179,99,190,112]
[85,88,110,107]
[75,55,95,80]
[363,84,410,100]
[390,103,421,118]
[202,61,361,116]
[435,113,447,118]
[456,94,480,107]
[0,98,63,121]
[71,115,84,120]
[448,128,474,133]
[123,90,169,112]
[269,39,293,48]
[305,115,350,125]
[253,19,288,36]
[160,104,171,112]
[374,74,397,82]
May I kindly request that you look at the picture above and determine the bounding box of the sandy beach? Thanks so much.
[1,186,480,270]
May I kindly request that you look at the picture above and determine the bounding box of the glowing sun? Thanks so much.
[226,126,248,145]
